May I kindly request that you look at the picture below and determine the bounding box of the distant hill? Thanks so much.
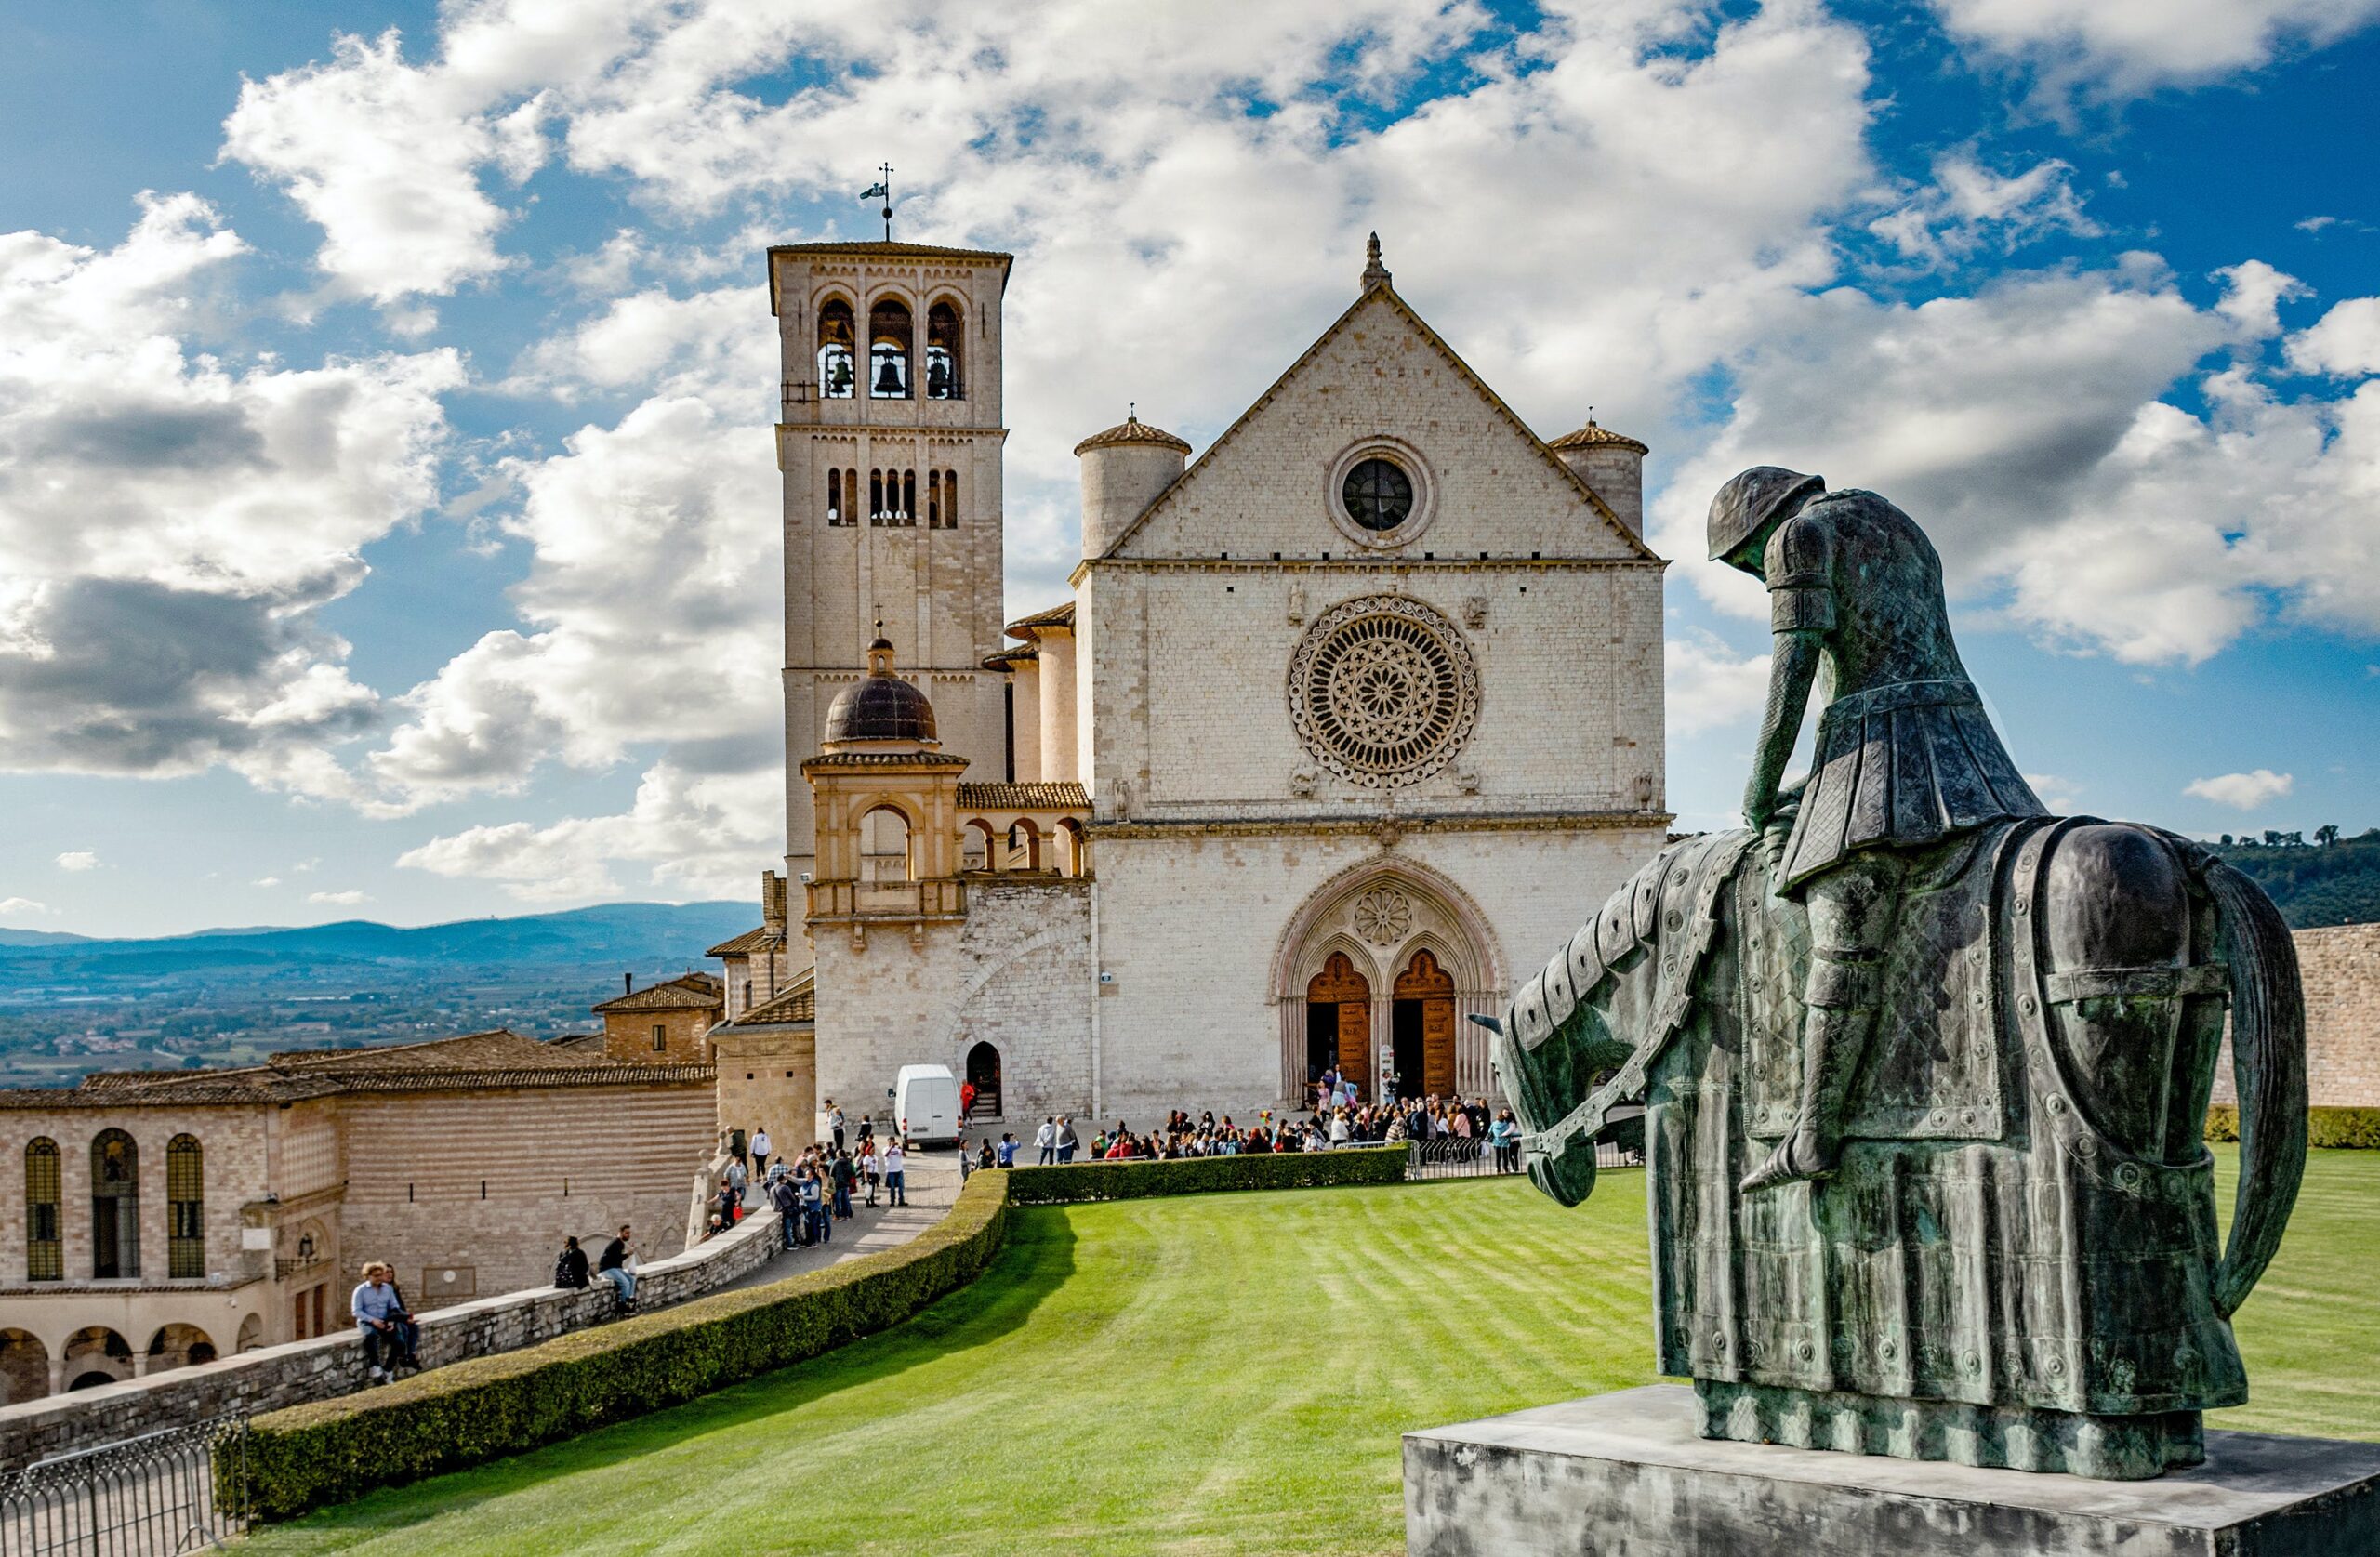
[2213,830,2380,929]
[0,929,92,947]
[0,902,757,984]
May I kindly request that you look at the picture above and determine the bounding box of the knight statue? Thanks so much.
[1712,468,2049,1193]
[1485,469,2308,1481]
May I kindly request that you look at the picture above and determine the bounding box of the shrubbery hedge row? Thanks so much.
[1007,1143,1407,1205]
[237,1169,1012,1521]
[2206,1104,2380,1150]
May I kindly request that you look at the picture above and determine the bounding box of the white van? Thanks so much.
[894,1063,962,1145]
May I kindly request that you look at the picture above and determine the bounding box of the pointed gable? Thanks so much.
[1101,284,1658,564]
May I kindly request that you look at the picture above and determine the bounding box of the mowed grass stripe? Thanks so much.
[243,1151,2379,1557]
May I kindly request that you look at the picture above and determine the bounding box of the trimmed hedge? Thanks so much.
[1008,1144,1407,1205]
[2207,1104,2380,1150]
[237,1169,1011,1521]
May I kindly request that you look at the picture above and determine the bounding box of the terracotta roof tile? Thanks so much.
[728,972,816,1028]
[1072,415,1190,456]
[706,925,783,957]
[1004,600,1076,639]
[592,974,723,1016]
[957,781,1091,811]
[1548,420,1649,455]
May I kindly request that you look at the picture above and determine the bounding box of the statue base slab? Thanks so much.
[1403,1385,2380,1557]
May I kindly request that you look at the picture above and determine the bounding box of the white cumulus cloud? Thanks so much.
[1929,0,2380,98]
[306,889,373,906]
[2185,768,2294,809]
[0,897,51,917]
[54,851,99,871]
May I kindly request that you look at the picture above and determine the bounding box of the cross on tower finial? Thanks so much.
[1361,231,1391,290]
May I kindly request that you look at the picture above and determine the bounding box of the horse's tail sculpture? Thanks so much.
[2199,851,2308,1316]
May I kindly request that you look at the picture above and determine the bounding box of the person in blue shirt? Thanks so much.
[351,1262,416,1382]
[996,1132,1018,1168]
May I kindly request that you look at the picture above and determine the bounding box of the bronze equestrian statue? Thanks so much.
[1484,469,2307,1481]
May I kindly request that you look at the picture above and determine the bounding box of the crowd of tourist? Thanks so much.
[987,1094,1524,1171]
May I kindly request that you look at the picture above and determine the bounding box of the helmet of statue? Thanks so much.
[1706,467,1825,562]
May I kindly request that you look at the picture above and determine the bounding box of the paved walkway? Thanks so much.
[709,1151,963,1298]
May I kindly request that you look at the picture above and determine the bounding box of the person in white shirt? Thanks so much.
[1035,1116,1056,1166]
[827,1102,847,1151]
[748,1126,772,1179]
[882,1140,906,1207]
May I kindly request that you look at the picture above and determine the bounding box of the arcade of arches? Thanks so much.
[1278,870,1500,1104]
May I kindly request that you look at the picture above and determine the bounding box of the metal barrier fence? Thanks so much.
[0,1414,247,1555]
[1406,1136,1642,1179]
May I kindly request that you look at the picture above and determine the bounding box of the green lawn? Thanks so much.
[243,1148,2380,1556]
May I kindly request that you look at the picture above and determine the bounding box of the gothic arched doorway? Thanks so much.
[1392,949,1457,1100]
[1305,951,1371,1102]
[965,1040,1001,1119]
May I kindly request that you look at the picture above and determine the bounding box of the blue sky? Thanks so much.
[0,0,2374,936]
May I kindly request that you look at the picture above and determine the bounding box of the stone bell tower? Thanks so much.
[767,240,1014,897]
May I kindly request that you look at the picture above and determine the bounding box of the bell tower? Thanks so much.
[768,240,1013,904]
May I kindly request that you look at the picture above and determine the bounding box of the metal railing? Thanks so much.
[1406,1135,1642,1180]
[1,1414,248,1555]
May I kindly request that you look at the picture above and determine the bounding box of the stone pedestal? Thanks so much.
[1404,1385,2380,1557]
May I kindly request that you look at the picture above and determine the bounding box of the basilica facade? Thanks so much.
[748,235,1670,1128]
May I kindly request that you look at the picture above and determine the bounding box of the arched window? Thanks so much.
[901,469,917,526]
[926,300,963,400]
[816,297,856,398]
[826,468,844,526]
[859,805,915,883]
[870,469,886,526]
[942,468,958,529]
[166,1134,204,1279]
[927,470,941,530]
[90,1128,139,1279]
[868,298,913,399]
[24,1139,60,1282]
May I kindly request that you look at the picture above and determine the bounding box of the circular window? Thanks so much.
[1289,596,1479,788]
[1342,458,1413,532]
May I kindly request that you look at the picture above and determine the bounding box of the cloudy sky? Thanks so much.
[0,0,2374,937]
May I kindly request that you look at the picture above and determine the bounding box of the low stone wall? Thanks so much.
[0,1206,783,1471]
[2212,923,2380,1108]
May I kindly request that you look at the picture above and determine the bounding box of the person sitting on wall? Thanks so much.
[554,1235,590,1289]
[351,1261,413,1384]
[597,1224,637,1313]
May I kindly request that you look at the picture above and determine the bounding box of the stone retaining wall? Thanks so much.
[0,1206,784,1471]
[2212,923,2380,1108]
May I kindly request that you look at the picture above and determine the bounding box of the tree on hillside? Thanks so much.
[2317,824,2340,846]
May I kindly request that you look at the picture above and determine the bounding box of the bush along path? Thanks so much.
[233,1146,1414,1522]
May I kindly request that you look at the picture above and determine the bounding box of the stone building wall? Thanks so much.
[812,877,1092,1129]
[1087,825,1661,1123]
[714,1026,817,1151]
[337,1083,715,1307]
[2212,922,2380,1108]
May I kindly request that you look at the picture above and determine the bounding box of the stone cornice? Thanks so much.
[1071,554,1666,587]
[1089,810,1673,841]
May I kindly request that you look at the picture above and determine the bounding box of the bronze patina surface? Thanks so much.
[1487,472,2308,1481]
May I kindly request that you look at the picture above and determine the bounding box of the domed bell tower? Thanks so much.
[768,239,1015,905]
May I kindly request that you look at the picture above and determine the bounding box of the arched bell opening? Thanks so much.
[926,298,963,400]
[816,297,856,399]
[868,297,913,399]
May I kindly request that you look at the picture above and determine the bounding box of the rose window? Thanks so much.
[1354,887,1412,945]
[1289,596,1479,787]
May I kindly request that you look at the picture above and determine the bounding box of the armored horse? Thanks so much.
[1488,810,2307,1480]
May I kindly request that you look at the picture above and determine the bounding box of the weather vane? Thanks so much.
[859,163,894,241]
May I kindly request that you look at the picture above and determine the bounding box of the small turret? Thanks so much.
[1075,414,1189,558]
[1548,417,1649,538]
